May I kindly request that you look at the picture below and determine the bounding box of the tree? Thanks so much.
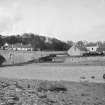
[67,41,74,47]
[96,41,103,47]
[5,36,18,44]
[76,41,84,46]
[51,38,68,51]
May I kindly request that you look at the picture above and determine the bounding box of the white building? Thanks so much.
[86,44,99,52]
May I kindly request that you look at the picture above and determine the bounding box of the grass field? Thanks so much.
[0,50,105,83]
[0,63,105,83]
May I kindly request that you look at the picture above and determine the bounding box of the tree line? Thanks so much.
[0,33,105,51]
[0,33,70,51]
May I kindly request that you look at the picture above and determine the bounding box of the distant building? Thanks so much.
[67,44,88,56]
[2,43,9,50]
[86,43,99,52]
[3,43,33,51]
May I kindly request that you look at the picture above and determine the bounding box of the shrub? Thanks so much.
[37,81,67,92]
[103,74,105,79]
[37,81,49,92]
[48,83,67,92]
[91,76,95,79]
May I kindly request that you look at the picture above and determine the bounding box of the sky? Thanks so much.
[0,0,105,41]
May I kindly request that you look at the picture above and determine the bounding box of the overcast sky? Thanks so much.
[0,0,105,41]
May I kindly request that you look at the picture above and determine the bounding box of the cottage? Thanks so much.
[67,45,87,56]
[86,43,99,52]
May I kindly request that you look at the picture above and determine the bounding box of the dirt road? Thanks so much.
[0,64,105,83]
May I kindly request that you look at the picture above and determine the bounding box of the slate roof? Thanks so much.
[71,45,88,51]
[86,43,97,47]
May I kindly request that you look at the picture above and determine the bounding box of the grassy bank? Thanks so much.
[0,78,104,105]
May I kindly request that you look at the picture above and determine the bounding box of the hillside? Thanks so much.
[0,33,70,51]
